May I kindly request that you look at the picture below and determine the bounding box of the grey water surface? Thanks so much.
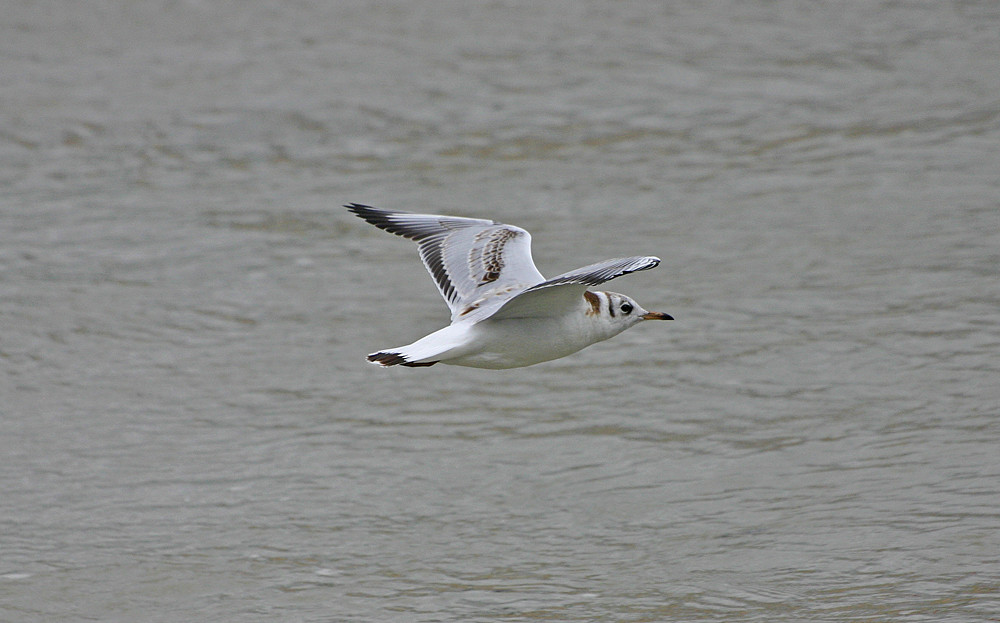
[2,1,999,621]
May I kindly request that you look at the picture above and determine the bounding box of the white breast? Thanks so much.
[445,293,621,369]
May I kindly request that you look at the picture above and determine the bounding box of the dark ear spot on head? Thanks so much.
[583,290,601,316]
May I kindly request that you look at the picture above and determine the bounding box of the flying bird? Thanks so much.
[346,203,672,369]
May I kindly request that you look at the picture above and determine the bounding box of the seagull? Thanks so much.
[346,203,672,369]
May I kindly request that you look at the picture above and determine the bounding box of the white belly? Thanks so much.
[444,315,607,369]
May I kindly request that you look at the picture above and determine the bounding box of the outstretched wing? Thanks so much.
[346,204,546,321]
[487,256,661,320]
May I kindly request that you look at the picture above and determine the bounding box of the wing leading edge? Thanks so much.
[487,256,661,320]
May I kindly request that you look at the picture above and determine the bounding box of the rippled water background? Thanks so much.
[3,1,999,621]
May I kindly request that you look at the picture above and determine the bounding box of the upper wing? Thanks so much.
[487,256,661,320]
[346,204,546,321]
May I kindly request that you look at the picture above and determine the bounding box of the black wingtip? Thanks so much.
[346,203,390,231]
[344,202,378,217]
[345,203,417,238]
[626,256,660,274]
[347,202,454,246]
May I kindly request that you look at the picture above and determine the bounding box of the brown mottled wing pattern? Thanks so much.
[346,204,546,322]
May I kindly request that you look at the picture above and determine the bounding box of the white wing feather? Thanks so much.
[346,204,545,321]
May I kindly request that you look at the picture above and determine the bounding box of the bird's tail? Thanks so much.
[365,324,471,368]
[367,350,439,367]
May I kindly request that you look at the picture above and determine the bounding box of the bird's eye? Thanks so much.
[620,302,633,315]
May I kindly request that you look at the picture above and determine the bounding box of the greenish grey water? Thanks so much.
[2,1,999,621]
